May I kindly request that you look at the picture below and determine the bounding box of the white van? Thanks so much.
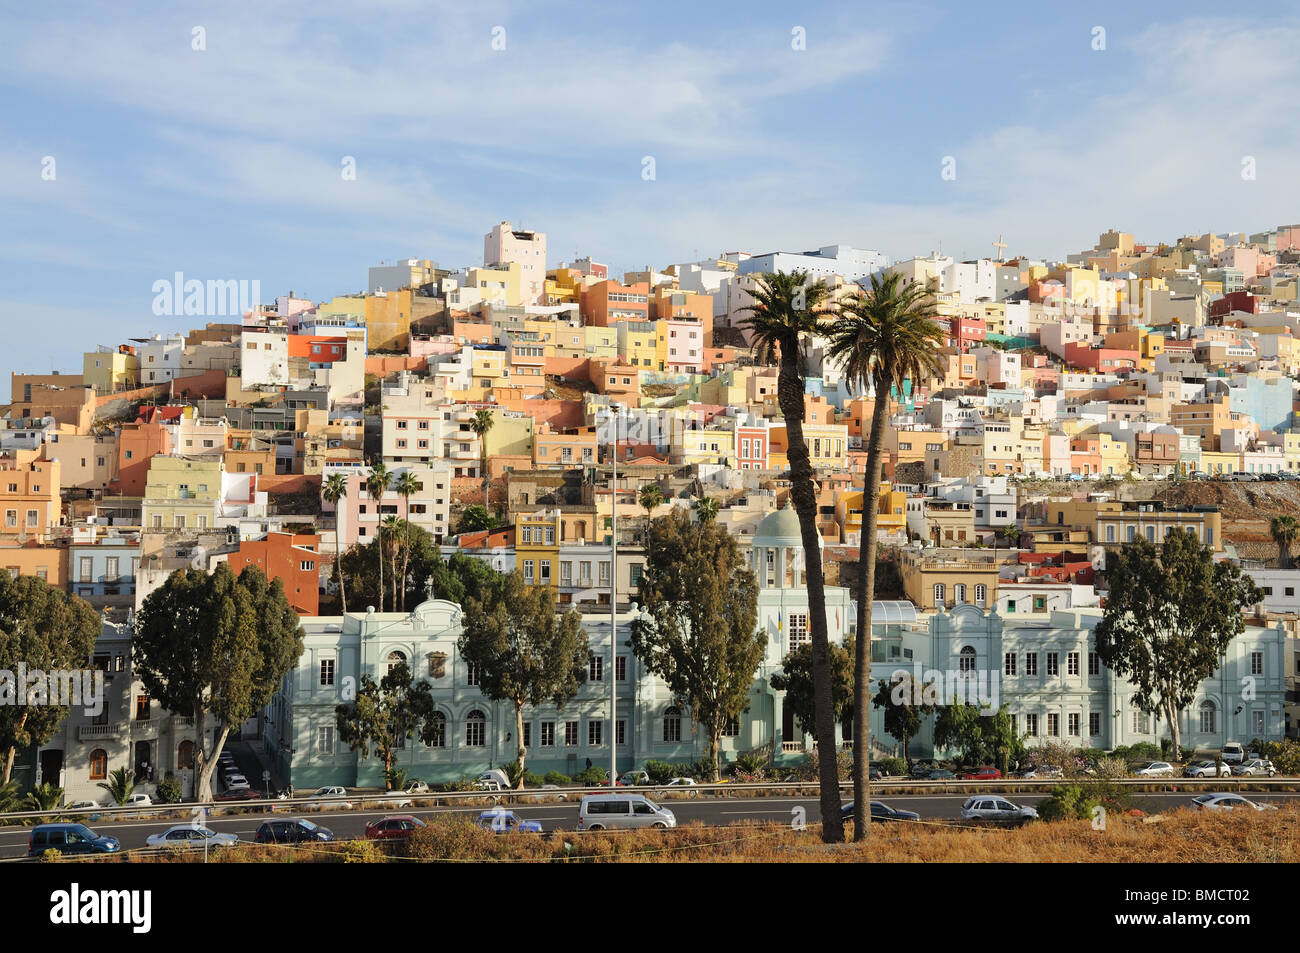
[1220,742,1245,765]
[577,794,677,831]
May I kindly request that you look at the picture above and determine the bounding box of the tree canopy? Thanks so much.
[770,636,855,741]
[335,660,437,788]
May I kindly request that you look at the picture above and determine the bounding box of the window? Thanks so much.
[974,584,987,607]
[523,559,535,583]
[319,659,335,686]
[1004,652,1017,676]
[564,720,579,746]
[933,583,946,606]
[539,721,555,747]
[178,741,195,770]
[958,646,976,673]
[26,509,38,528]
[522,723,531,748]
[722,715,741,737]
[1046,653,1059,676]
[467,662,483,687]
[1068,713,1080,736]
[1251,652,1263,676]
[589,655,603,682]
[1253,710,1265,735]
[588,720,603,747]
[617,720,626,746]
[1025,714,1038,737]
[300,561,315,572]
[317,726,335,755]
[386,651,406,677]
[663,706,682,743]
[135,694,151,721]
[1198,700,1216,734]
[1132,708,1149,734]
[616,656,627,681]
[953,583,967,604]
[788,613,809,651]
[1088,652,1100,676]
[1067,652,1079,676]
[1047,713,1060,737]
[79,556,93,582]
[465,710,486,746]
[1089,712,1101,737]
[89,749,107,780]
[426,712,446,748]
[1025,652,1038,676]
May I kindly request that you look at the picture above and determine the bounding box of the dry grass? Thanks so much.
[93,804,1300,863]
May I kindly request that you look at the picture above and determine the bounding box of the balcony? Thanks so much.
[130,720,159,739]
[451,448,478,460]
[78,724,122,741]
[781,741,805,753]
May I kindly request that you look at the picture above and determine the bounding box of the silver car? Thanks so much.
[960,796,1038,823]
[146,825,239,849]
[1193,793,1277,812]
[577,794,677,831]
[1184,760,1234,778]
[1230,759,1276,777]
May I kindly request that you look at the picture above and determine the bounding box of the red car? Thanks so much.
[365,815,428,840]
[959,766,1002,781]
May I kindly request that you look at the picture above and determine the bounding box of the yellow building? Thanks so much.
[837,483,906,546]
[1285,432,1300,472]
[140,457,221,532]
[899,548,1009,610]
[770,421,849,472]
[1199,450,1239,477]
[516,509,560,588]
[616,321,659,370]
[319,288,441,352]
[82,347,139,396]
[672,427,736,467]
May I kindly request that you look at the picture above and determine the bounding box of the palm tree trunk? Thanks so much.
[377,520,384,613]
[852,381,890,840]
[778,351,843,843]
[336,528,347,615]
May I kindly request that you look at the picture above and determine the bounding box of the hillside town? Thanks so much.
[6,221,1300,805]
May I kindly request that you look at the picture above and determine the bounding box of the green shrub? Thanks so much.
[876,757,906,777]
[543,771,572,786]
[1110,742,1162,763]
[644,761,676,785]
[692,757,718,783]
[1159,738,1173,760]
[523,771,546,788]
[384,767,409,792]
[503,760,525,788]
[1036,784,1100,822]
[734,751,768,775]
[573,766,608,785]
[154,775,184,804]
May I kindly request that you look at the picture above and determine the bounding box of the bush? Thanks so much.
[1110,742,1162,763]
[154,775,184,804]
[692,757,718,784]
[543,771,572,786]
[1159,738,1173,760]
[1036,784,1099,822]
[734,751,769,776]
[503,761,525,788]
[644,761,676,785]
[876,757,906,777]
[523,771,546,788]
[384,767,409,792]
[573,766,608,785]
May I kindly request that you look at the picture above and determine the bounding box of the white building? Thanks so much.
[138,333,185,386]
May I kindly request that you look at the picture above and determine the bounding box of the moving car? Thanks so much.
[365,815,428,840]
[214,788,263,803]
[254,819,335,843]
[146,825,239,849]
[29,823,121,857]
[841,801,921,823]
[959,766,1002,781]
[960,796,1038,823]
[1184,760,1234,778]
[1131,761,1176,777]
[577,794,677,831]
[476,810,544,833]
[223,773,250,790]
[1192,793,1277,812]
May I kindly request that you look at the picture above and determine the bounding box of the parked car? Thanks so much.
[214,788,263,803]
[29,823,121,857]
[365,815,428,840]
[1131,761,1176,777]
[223,774,250,790]
[146,825,238,850]
[869,766,883,781]
[307,786,353,808]
[1231,759,1276,777]
[1021,765,1063,779]
[619,770,650,786]
[123,793,153,807]
[1192,793,1277,812]
[63,799,102,814]
[577,794,677,831]
[254,819,335,843]
[1219,743,1245,765]
[959,766,1002,781]
[960,796,1038,823]
[476,810,544,833]
[841,801,921,823]
[475,769,511,789]
[659,777,698,797]
[403,779,430,794]
[1228,472,1258,482]
[927,769,957,780]
[1184,760,1234,778]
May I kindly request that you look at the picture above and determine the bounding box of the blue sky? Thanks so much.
[4,1,1300,399]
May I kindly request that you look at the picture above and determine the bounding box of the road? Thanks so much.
[4,789,1298,859]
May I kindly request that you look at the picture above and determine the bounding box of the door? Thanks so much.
[630,799,658,829]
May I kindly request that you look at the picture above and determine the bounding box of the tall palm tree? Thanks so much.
[393,470,421,611]
[98,766,136,806]
[471,408,495,506]
[639,483,663,544]
[382,516,403,611]
[1270,515,1299,570]
[696,495,719,523]
[823,270,946,841]
[366,462,391,611]
[322,472,350,614]
[739,269,844,843]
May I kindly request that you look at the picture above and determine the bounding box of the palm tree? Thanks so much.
[98,766,136,806]
[0,779,21,812]
[366,462,391,611]
[739,269,844,843]
[639,483,663,544]
[997,522,1022,552]
[696,495,719,523]
[823,270,946,842]
[382,516,403,611]
[471,408,495,504]
[322,472,350,614]
[393,470,421,611]
[1270,515,1299,570]
[25,782,64,813]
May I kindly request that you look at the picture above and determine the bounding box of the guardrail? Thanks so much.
[1,776,1298,826]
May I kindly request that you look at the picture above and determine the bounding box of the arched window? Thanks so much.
[465,709,486,747]
[177,740,195,770]
[426,711,446,748]
[663,706,682,743]
[386,651,407,677]
[959,646,977,673]
[89,748,107,781]
[1199,700,1217,734]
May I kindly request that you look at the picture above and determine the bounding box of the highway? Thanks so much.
[4,788,1298,859]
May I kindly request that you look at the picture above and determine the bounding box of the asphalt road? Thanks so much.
[4,789,1298,859]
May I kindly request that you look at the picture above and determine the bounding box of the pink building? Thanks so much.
[1062,342,1138,373]
[662,317,705,372]
[735,420,771,470]
[484,221,547,305]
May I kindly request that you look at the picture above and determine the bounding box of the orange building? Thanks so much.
[581,280,649,328]
[112,420,172,496]
[226,532,321,616]
[0,540,67,586]
[0,453,61,541]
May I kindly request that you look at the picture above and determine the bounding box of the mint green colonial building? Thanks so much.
[264,507,860,788]
[868,604,1288,759]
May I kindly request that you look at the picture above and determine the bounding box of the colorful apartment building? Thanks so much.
[227,532,322,615]
[0,453,60,541]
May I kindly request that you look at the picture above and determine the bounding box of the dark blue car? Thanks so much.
[29,823,121,857]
